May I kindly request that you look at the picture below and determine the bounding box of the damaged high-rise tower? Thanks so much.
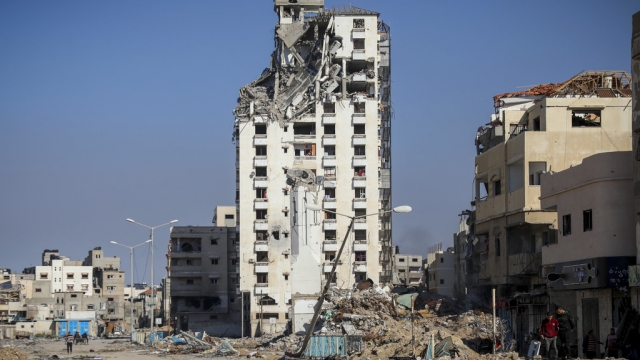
[233,0,392,337]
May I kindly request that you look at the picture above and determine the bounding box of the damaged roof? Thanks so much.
[493,70,632,107]
[320,5,379,16]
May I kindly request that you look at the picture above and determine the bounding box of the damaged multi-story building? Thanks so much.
[167,206,242,336]
[233,0,392,337]
[391,249,422,288]
[466,70,633,354]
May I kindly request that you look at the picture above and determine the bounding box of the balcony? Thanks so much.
[254,199,268,210]
[508,252,541,276]
[254,241,269,252]
[353,218,367,230]
[254,176,268,188]
[294,156,316,164]
[351,28,366,39]
[323,219,337,230]
[254,156,268,167]
[323,198,337,209]
[353,176,366,188]
[254,284,269,295]
[170,250,202,258]
[353,199,367,209]
[323,113,336,125]
[323,240,338,252]
[322,135,336,146]
[352,73,367,82]
[254,262,269,273]
[352,135,366,146]
[254,135,268,146]
[353,241,368,252]
[323,263,335,273]
[323,156,337,167]
[353,156,366,167]
[254,220,269,231]
[294,134,316,141]
[352,113,367,125]
[353,263,367,272]
[323,179,336,188]
[352,49,366,61]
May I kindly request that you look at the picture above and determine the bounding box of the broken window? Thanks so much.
[323,102,336,114]
[354,146,365,156]
[294,143,315,156]
[293,123,315,135]
[256,251,268,262]
[256,274,268,284]
[325,188,335,199]
[532,117,541,131]
[325,211,336,220]
[354,230,366,241]
[324,124,335,135]
[256,231,269,241]
[354,102,365,113]
[255,167,267,176]
[355,187,366,198]
[272,230,280,240]
[572,110,601,127]
[355,251,366,262]
[583,209,593,232]
[211,259,218,265]
[325,230,336,240]
[508,160,524,192]
[255,146,267,156]
[256,209,268,220]
[181,243,194,252]
[476,177,488,201]
[211,238,218,245]
[562,214,571,236]
[255,124,267,135]
[256,188,267,198]
[186,279,194,285]
[353,39,365,50]
[493,180,501,196]
[210,278,218,284]
[324,145,335,156]
[354,166,365,176]
[529,162,546,185]
[324,167,336,177]
[259,296,277,305]
[355,209,366,217]
[495,237,501,257]
[353,18,364,29]
[325,272,337,282]
[325,251,336,261]
[354,124,365,135]
[440,279,444,285]
[186,260,193,265]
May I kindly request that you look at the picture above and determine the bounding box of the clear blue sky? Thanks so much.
[1,1,637,285]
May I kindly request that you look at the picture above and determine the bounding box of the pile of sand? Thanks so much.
[0,347,28,360]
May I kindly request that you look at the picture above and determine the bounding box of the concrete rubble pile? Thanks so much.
[148,330,239,357]
[232,9,377,133]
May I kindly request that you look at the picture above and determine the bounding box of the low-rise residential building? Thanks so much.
[425,244,455,297]
[168,207,241,336]
[392,252,422,287]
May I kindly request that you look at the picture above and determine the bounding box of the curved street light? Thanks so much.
[126,219,178,336]
[289,204,412,357]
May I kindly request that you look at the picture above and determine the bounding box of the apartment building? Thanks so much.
[233,0,392,336]
[392,253,422,287]
[34,259,94,295]
[540,151,634,357]
[168,208,241,336]
[630,11,640,309]
[466,71,632,354]
[425,244,455,297]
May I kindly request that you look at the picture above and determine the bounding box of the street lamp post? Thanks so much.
[126,218,178,336]
[288,205,412,357]
[110,240,151,335]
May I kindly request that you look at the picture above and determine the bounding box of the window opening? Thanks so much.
[562,214,572,236]
[583,210,593,231]
[572,110,601,127]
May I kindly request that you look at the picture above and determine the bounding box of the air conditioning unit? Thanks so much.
[248,259,255,264]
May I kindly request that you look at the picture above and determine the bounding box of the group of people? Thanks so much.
[539,306,640,360]
[64,331,88,354]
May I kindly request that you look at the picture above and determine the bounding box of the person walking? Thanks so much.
[555,306,575,359]
[605,328,619,358]
[65,332,74,354]
[540,312,560,360]
[625,324,640,360]
[582,329,602,359]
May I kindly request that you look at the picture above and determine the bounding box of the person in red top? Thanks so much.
[540,312,560,360]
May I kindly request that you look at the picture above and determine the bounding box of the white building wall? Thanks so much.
[35,260,93,296]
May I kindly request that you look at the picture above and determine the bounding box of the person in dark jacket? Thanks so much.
[556,306,575,359]
[540,312,560,360]
[626,324,640,360]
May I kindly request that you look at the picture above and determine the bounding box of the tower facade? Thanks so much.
[233,1,392,337]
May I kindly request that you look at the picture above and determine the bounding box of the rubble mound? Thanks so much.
[0,347,28,360]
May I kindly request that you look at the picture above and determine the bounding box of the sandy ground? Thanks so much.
[0,338,241,360]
